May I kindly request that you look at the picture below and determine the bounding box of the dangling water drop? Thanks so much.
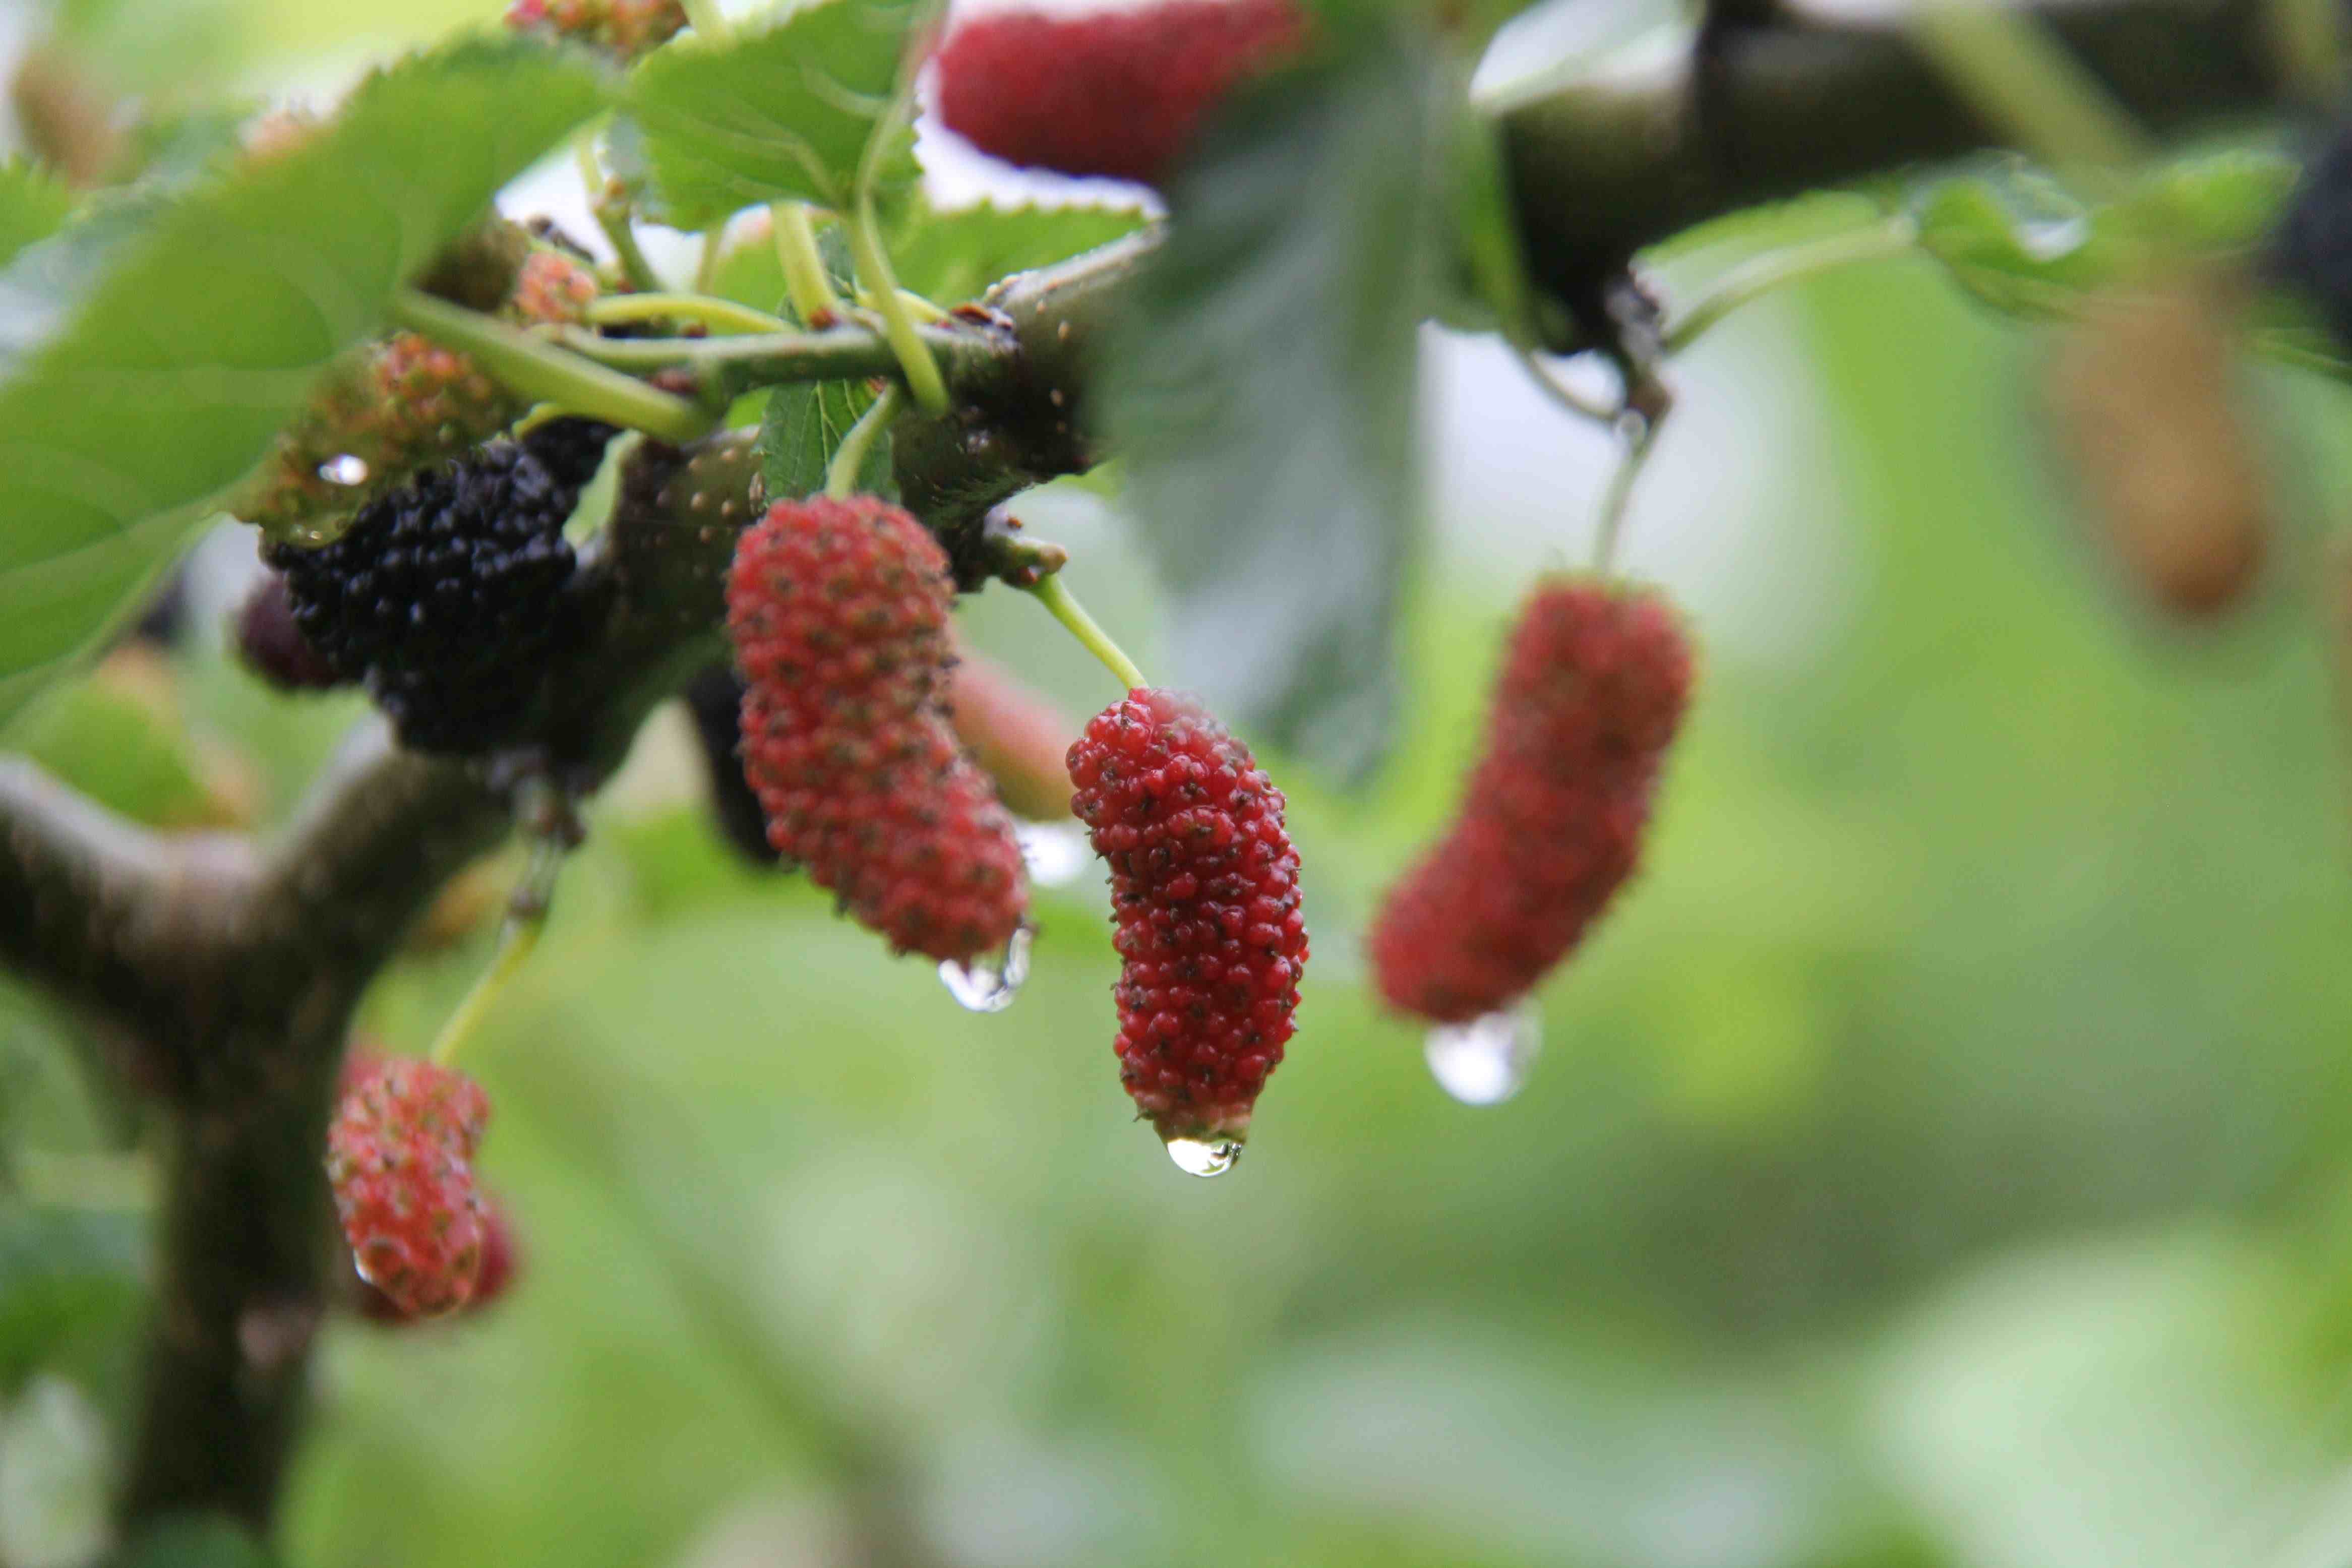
[938,924,1033,1013]
[1162,1134,1242,1178]
[318,453,370,488]
[1424,1002,1542,1106]
[1016,821,1090,889]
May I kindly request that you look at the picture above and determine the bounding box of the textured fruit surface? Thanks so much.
[356,1193,520,1323]
[727,497,1028,960]
[269,441,586,753]
[232,572,345,692]
[2044,275,2270,620]
[506,0,688,59]
[1369,580,1693,1024]
[1068,688,1306,1142]
[935,0,1307,185]
[947,643,1077,821]
[327,1058,494,1320]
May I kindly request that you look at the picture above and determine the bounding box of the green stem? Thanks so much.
[1591,412,1660,576]
[863,286,949,324]
[824,384,904,499]
[428,915,542,1067]
[694,224,726,295]
[1514,346,1613,424]
[1662,217,1919,353]
[773,202,842,324]
[1027,574,1147,691]
[578,132,661,295]
[1905,5,2153,179]
[846,38,949,414]
[391,291,720,446]
[554,319,994,400]
[584,292,793,335]
[848,197,948,415]
[429,823,567,1068]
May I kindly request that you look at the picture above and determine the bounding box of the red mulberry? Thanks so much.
[356,1193,521,1323]
[934,0,1309,187]
[326,1058,494,1319]
[1368,579,1694,1024]
[1067,688,1306,1158]
[726,496,1028,963]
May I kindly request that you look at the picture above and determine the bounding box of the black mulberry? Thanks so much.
[270,442,588,753]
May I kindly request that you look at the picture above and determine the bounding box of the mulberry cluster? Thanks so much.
[506,0,689,61]
[1067,688,1306,1147]
[726,496,1028,962]
[232,572,345,692]
[1369,580,1693,1024]
[269,440,588,753]
[326,1058,495,1320]
[935,0,1308,187]
[947,644,1077,821]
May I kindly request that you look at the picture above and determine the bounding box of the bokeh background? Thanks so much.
[11,1,2352,1566]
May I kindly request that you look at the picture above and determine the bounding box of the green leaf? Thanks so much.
[1916,147,2302,321]
[0,38,609,734]
[891,198,1149,307]
[0,163,74,273]
[1100,39,1443,778]
[113,1514,276,1568]
[759,379,895,503]
[0,1207,145,1396]
[626,0,919,226]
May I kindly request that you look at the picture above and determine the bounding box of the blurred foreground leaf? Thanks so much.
[1101,35,1443,778]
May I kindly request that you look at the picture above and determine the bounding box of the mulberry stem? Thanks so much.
[1591,410,1660,577]
[773,202,842,324]
[824,384,904,499]
[1027,574,1147,691]
[1905,5,2151,179]
[584,292,794,335]
[428,819,566,1068]
[847,34,949,415]
[390,290,719,446]
[1661,218,1917,354]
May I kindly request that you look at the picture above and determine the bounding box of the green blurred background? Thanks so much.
[14,2,2352,1566]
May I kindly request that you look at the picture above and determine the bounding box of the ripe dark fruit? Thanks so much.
[934,0,1309,186]
[2276,117,2352,351]
[726,496,1028,961]
[1067,688,1307,1148]
[520,416,620,492]
[2044,274,2270,620]
[269,441,589,753]
[684,663,783,868]
[232,572,346,692]
[1368,579,1694,1025]
[327,1058,494,1320]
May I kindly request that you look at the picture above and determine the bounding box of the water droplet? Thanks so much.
[938,924,1033,1013]
[1162,1134,1242,1178]
[1424,1003,1542,1106]
[318,453,370,487]
[1016,821,1090,888]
